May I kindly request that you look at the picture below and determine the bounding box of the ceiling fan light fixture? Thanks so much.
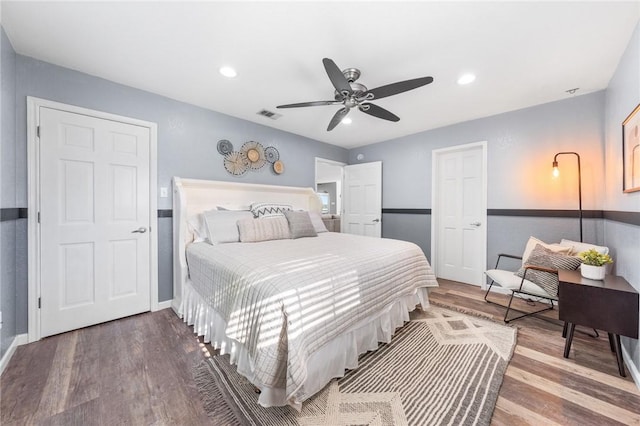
[219,66,237,78]
[457,73,476,85]
[342,117,352,125]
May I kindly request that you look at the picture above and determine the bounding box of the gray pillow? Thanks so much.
[515,244,582,296]
[284,210,318,239]
[202,210,253,244]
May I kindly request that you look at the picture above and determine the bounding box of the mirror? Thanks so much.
[315,158,345,216]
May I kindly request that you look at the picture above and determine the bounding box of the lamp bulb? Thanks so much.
[552,166,560,178]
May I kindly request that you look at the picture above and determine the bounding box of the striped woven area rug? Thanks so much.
[194,306,517,426]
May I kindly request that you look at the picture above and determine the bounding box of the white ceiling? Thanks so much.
[3,1,639,149]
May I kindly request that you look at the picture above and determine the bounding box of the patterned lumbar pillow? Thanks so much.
[521,236,572,266]
[249,202,293,218]
[237,216,291,242]
[515,244,582,296]
[284,210,318,239]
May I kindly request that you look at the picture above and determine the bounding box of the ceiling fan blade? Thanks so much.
[327,107,349,131]
[364,76,434,100]
[277,100,340,109]
[359,103,400,122]
[323,58,352,97]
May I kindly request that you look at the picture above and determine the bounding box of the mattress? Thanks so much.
[185,232,438,408]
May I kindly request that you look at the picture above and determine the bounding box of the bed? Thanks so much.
[172,177,439,410]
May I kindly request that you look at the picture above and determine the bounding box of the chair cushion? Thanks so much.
[485,268,556,299]
[515,244,582,297]
[522,236,572,265]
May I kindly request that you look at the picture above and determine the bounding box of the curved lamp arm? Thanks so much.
[552,152,582,242]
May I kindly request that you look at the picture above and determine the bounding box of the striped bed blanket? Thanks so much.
[186,232,438,404]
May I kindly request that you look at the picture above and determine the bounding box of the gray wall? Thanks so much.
[349,92,607,260]
[2,20,638,382]
[604,21,640,379]
[10,54,348,333]
[1,26,17,359]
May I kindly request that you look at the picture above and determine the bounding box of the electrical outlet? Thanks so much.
[160,187,168,198]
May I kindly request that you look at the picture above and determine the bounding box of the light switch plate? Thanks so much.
[160,187,168,198]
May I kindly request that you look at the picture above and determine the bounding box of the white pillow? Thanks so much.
[250,202,293,218]
[521,236,572,265]
[187,213,208,243]
[237,216,291,242]
[202,210,253,244]
[308,211,328,233]
[559,239,609,256]
[216,204,250,211]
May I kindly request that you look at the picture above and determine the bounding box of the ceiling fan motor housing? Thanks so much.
[334,82,368,102]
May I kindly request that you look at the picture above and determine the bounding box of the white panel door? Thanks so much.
[434,144,486,285]
[39,107,151,337]
[343,161,382,237]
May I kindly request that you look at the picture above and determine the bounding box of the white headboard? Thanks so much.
[171,177,322,315]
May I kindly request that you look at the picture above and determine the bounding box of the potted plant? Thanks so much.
[579,249,613,280]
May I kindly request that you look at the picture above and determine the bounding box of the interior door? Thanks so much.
[342,161,382,237]
[39,107,151,337]
[433,143,486,286]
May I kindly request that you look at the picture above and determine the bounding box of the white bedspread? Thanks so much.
[186,232,438,406]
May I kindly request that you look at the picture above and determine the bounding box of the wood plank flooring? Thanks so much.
[2,279,639,425]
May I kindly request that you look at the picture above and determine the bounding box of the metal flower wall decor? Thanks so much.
[217,139,283,176]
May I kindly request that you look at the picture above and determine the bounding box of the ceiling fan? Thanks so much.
[277,58,434,131]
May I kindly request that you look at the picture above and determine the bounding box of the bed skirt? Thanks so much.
[180,281,431,411]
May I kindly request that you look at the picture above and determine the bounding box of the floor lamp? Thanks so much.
[552,152,583,242]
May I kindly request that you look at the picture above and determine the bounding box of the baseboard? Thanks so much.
[0,334,28,376]
[156,300,173,311]
[621,343,640,390]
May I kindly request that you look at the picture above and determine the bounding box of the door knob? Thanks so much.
[372,218,380,223]
[131,227,147,233]
[470,222,481,227]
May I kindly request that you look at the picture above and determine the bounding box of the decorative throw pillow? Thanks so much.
[249,202,293,218]
[521,236,572,266]
[284,210,318,239]
[237,216,291,242]
[187,212,207,243]
[559,239,609,256]
[202,210,253,244]
[308,211,328,233]
[515,244,582,296]
[216,204,250,211]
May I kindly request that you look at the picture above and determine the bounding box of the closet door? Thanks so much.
[39,107,151,337]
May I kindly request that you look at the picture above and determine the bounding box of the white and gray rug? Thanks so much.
[194,306,517,426]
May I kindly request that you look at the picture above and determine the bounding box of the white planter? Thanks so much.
[581,264,606,280]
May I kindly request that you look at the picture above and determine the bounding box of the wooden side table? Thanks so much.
[558,269,639,377]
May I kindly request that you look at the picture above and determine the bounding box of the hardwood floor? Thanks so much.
[2,279,639,425]
[429,280,640,426]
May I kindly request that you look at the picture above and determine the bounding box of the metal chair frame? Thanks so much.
[484,253,559,323]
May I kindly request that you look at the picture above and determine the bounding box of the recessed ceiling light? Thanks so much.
[219,66,237,78]
[342,117,352,124]
[457,73,476,85]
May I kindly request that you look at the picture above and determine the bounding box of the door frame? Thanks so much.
[27,97,159,342]
[430,141,487,285]
[314,157,346,214]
